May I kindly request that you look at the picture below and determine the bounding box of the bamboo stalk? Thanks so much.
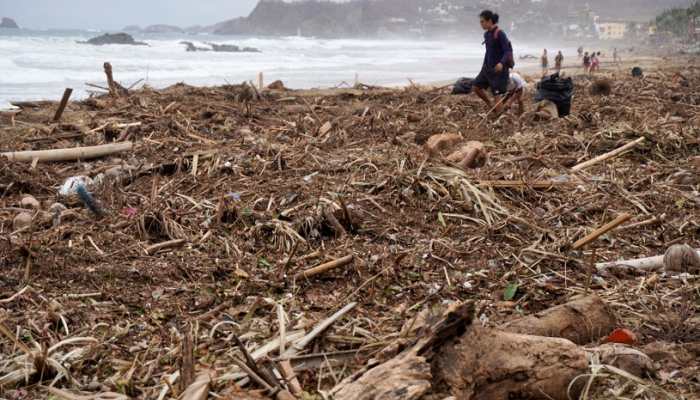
[571,137,645,172]
[1,142,133,163]
[294,254,354,280]
[572,213,632,250]
[282,302,357,358]
[478,180,572,189]
[145,239,186,255]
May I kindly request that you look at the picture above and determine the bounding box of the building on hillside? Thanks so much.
[595,19,627,40]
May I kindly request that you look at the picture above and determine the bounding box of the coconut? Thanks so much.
[663,244,700,274]
[20,195,41,210]
[13,213,33,231]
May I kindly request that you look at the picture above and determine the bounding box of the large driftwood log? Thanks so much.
[434,328,588,400]
[501,295,616,345]
[331,297,621,400]
[2,142,133,162]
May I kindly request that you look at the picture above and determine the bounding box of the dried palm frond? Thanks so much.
[251,219,306,252]
[421,166,509,226]
[0,322,97,389]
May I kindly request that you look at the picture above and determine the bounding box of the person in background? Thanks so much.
[590,52,600,74]
[583,51,591,74]
[472,10,514,116]
[554,51,564,74]
[613,48,619,64]
[577,46,583,58]
[503,71,526,115]
[541,49,549,76]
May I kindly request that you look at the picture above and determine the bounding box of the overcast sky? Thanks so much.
[0,0,259,30]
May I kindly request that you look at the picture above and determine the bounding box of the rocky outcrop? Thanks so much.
[0,17,19,29]
[79,33,147,46]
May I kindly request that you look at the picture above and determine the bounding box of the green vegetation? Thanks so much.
[656,1,700,36]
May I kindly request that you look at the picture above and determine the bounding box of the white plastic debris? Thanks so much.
[59,176,94,196]
[0,100,19,112]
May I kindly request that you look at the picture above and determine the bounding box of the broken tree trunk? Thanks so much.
[434,327,588,400]
[2,142,133,162]
[52,88,73,122]
[104,62,127,97]
[501,295,616,345]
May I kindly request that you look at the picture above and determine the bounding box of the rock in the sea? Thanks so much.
[0,17,19,29]
[181,41,261,53]
[180,41,211,52]
[143,24,183,33]
[79,33,147,46]
[209,43,261,53]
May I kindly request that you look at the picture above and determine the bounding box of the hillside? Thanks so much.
[212,0,689,38]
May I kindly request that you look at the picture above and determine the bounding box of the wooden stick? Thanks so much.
[2,141,133,163]
[52,88,73,122]
[614,214,665,232]
[145,239,186,255]
[571,137,645,172]
[294,254,354,280]
[279,360,303,396]
[572,213,632,250]
[478,180,572,189]
[282,302,357,358]
[596,249,700,270]
[0,285,30,304]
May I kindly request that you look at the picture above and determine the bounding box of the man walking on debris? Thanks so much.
[472,10,514,117]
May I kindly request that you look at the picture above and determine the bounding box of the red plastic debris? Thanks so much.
[605,328,637,345]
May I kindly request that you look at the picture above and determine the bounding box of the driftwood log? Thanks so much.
[501,295,617,345]
[434,328,588,400]
[331,296,623,400]
[596,245,700,274]
[2,142,133,162]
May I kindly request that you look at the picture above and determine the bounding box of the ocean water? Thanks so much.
[0,29,545,103]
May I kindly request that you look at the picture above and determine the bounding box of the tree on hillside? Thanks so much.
[656,1,700,36]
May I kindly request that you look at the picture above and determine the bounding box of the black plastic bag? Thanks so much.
[452,78,473,95]
[534,73,574,117]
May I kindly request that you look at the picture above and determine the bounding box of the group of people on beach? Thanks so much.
[539,49,564,76]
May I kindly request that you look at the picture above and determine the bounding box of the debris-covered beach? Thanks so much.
[0,55,698,399]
